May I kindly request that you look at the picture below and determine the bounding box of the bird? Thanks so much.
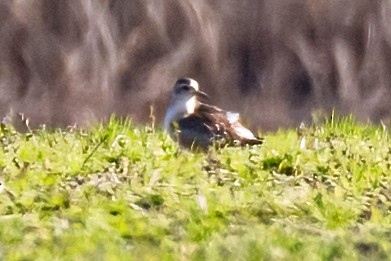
[164,78,263,151]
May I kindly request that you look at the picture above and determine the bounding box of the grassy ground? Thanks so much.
[0,115,390,260]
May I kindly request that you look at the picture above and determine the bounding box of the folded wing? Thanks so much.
[174,103,263,150]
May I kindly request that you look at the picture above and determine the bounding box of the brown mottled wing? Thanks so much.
[175,103,263,150]
[197,103,263,146]
[196,103,237,145]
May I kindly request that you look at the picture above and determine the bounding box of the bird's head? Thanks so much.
[164,78,209,131]
[171,78,209,102]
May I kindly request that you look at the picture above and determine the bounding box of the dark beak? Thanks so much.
[194,90,209,100]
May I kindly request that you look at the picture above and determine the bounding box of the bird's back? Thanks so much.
[173,103,262,151]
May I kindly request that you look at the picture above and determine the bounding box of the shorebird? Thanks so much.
[164,78,263,151]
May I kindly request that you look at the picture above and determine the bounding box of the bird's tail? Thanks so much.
[226,111,263,145]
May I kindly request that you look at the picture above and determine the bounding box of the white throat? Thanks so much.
[164,96,196,131]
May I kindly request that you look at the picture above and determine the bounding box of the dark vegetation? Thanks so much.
[0,1,390,130]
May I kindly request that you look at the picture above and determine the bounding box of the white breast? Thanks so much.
[164,96,196,131]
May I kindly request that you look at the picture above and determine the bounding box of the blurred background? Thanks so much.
[1,0,390,130]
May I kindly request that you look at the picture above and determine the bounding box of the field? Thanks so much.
[0,115,390,260]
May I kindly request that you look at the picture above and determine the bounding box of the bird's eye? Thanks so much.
[182,86,190,91]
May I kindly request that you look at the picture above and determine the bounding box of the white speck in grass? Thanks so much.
[271,246,288,260]
[314,138,319,150]
[149,170,161,186]
[381,120,387,132]
[233,180,241,187]
[196,192,208,213]
[0,181,4,193]
[129,203,148,216]
[110,173,121,184]
[300,137,306,150]
[111,135,128,148]
[53,218,70,236]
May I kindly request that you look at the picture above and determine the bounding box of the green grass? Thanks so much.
[0,115,391,260]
